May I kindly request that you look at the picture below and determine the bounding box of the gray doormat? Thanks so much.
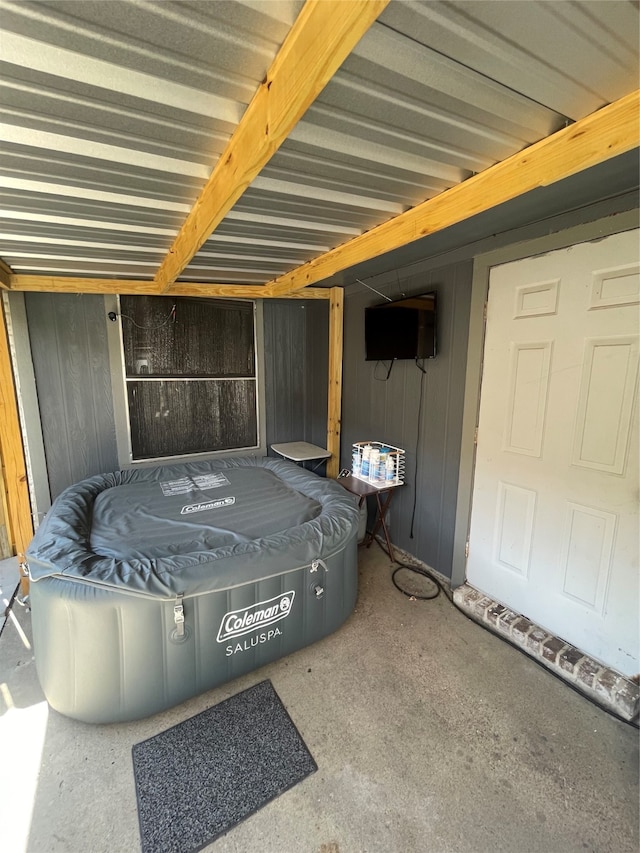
[132,679,317,853]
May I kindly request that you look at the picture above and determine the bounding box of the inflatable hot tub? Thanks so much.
[26,456,359,723]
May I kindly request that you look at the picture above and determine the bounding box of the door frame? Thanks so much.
[452,208,640,589]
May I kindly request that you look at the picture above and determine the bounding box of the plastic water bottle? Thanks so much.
[361,444,372,478]
[352,448,361,477]
[378,450,388,482]
[385,453,395,482]
[369,448,380,483]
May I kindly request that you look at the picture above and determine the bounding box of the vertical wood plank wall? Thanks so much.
[25,293,119,499]
[342,260,473,578]
[263,298,329,452]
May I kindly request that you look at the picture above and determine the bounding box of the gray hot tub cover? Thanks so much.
[27,456,359,599]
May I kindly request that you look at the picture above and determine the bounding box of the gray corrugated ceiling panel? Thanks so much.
[0,0,638,284]
[0,0,300,279]
[379,0,638,119]
[199,242,317,264]
[0,0,298,101]
[1,188,188,230]
[1,145,205,205]
[6,257,161,277]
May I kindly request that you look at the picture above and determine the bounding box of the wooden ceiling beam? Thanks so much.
[0,260,13,290]
[8,274,332,299]
[10,276,160,295]
[263,90,640,296]
[153,0,389,294]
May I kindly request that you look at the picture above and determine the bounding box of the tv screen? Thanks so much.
[365,291,437,361]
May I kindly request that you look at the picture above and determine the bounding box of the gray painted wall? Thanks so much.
[25,294,327,500]
[342,262,473,578]
[263,298,329,453]
[25,292,119,500]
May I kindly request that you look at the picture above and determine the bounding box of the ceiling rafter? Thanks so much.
[155,0,389,294]
[263,90,640,296]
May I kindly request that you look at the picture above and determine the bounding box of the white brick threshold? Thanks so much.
[453,583,639,724]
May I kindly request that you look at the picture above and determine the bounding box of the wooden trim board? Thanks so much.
[326,287,344,478]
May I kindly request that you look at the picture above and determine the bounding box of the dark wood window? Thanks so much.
[119,296,257,461]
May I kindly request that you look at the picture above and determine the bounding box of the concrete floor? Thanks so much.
[0,548,638,853]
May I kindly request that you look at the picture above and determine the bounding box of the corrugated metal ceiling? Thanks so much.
[0,0,638,286]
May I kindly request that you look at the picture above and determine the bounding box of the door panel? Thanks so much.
[467,229,639,676]
[571,336,638,473]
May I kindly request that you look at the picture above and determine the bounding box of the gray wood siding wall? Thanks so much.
[263,299,329,452]
[25,294,328,499]
[25,293,119,500]
[342,261,473,578]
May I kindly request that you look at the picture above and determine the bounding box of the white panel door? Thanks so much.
[467,229,640,676]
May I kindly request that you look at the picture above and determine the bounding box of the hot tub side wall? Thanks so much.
[29,534,357,723]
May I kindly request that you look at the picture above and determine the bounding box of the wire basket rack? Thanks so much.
[351,441,405,485]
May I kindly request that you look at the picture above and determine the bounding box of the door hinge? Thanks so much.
[464,541,470,558]
[474,427,478,445]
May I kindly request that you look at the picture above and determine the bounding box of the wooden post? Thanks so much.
[0,297,33,592]
[326,287,344,478]
[0,464,12,558]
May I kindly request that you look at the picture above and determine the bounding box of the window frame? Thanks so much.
[105,294,267,468]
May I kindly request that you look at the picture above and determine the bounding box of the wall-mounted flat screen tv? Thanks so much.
[365,291,437,361]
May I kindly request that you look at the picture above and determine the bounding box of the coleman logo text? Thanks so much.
[216,592,295,643]
[181,496,235,514]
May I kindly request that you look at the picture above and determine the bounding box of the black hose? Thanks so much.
[391,561,445,601]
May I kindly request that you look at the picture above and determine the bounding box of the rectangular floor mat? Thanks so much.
[132,679,317,853]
